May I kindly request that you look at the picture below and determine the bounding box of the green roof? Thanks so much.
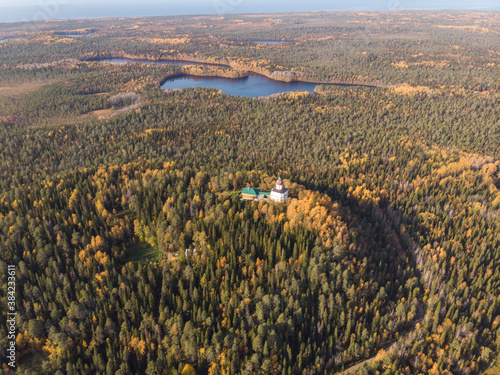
[242,187,260,195]
[261,191,270,196]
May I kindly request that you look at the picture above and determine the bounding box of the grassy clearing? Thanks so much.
[0,81,53,98]
[83,107,116,119]
[0,82,52,124]
[127,242,165,264]
[0,80,84,127]
[83,102,141,120]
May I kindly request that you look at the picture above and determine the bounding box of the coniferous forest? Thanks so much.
[0,11,499,375]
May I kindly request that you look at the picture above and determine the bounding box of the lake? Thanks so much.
[96,58,369,97]
[100,58,198,66]
[161,74,318,98]
[97,58,318,97]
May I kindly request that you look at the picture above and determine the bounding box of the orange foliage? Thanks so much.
[286,189,347,248]
[128,336,147,355]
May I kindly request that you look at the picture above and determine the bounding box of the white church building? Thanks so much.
[270,177,288,203]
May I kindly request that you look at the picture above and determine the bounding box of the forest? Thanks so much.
[0,10,499,375]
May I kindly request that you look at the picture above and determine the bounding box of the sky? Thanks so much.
[0,0,498,23]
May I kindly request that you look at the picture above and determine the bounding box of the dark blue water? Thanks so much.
[161,75,318,98]
[100,58,196,66]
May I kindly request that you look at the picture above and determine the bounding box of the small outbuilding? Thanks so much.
[242,187,261,200]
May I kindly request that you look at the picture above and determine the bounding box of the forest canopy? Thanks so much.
[0,10,499,375]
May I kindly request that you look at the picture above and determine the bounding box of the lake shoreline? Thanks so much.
[88,54,386,89]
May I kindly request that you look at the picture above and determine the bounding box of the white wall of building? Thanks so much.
[270,190,288,202]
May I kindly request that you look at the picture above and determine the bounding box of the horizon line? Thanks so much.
[1,7,499,26]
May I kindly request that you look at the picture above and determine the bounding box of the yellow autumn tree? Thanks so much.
[182,364,196,375]
[68,189,79,210]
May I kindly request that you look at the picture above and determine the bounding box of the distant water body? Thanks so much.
[100,58,207,66]
[58,33,92,38]
[1,2,498,24]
